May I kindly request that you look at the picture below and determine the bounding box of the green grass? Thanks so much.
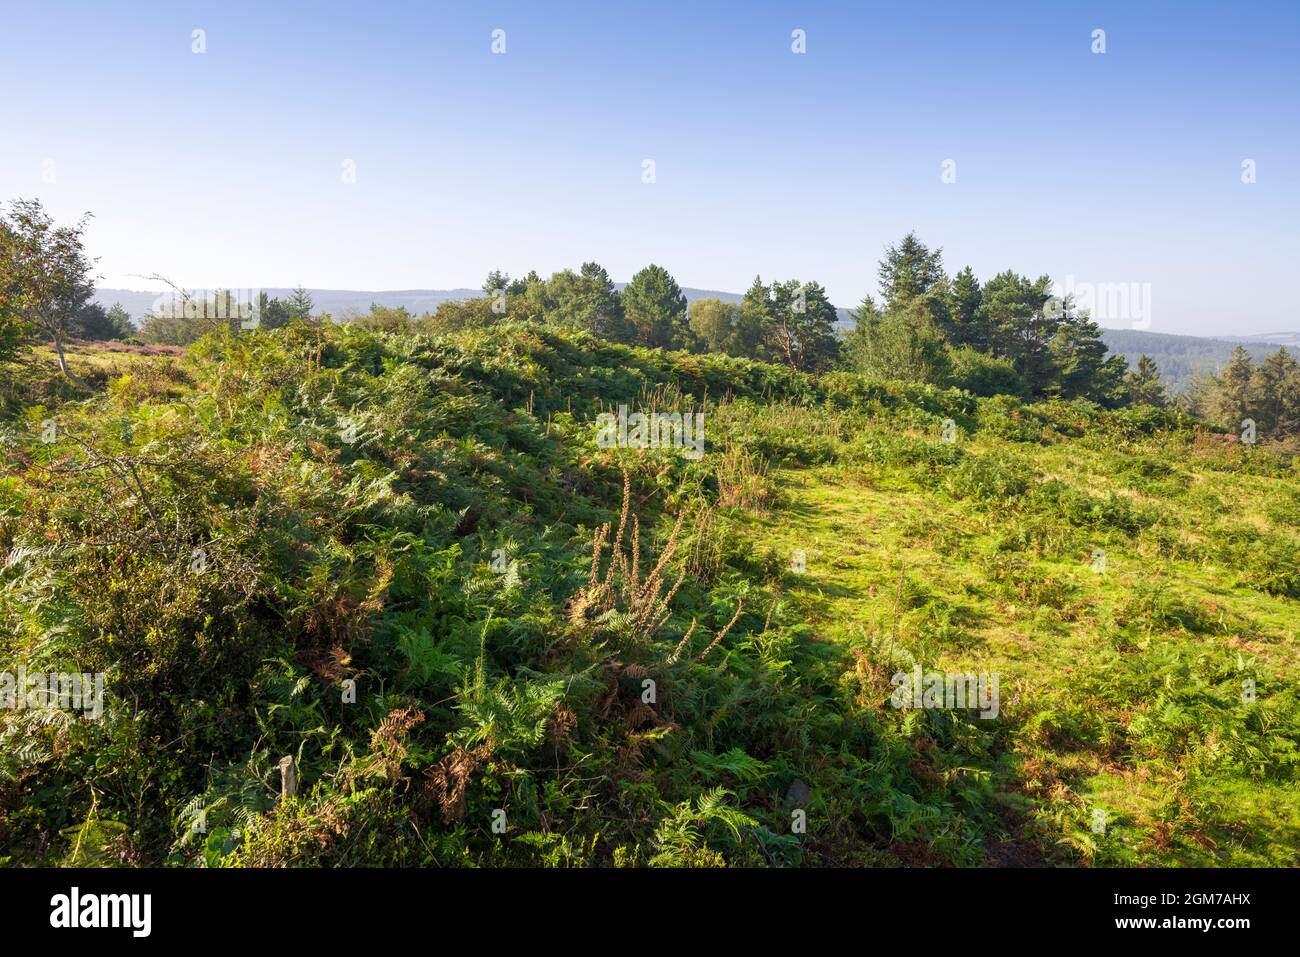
[729,462,1298,865]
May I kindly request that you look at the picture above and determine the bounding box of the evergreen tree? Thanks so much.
[1048,312,1127,405]
[256,292,292,330]
[1254,347,1300,438]
[287,286,315,321]
[576,262,628,340]
[767,279,840,372]
[947,266,986,348]
[71,301,133,340]
[622,264,689,349]
[878,231,946,312]
[1212,346,1257,430]
[482,270,528,297]
[839,293,881,369]
[528,263,628,340]
[106,303,135,338]
[844,293,950,384]
[1125,354,1167,407]
[981,271,1055,393]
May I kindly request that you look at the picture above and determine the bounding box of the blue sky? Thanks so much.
[2,0,1296,335]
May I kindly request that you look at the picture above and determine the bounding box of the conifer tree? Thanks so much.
[622,264,689,349]
[1254,347,1300,437]
[947,265,985,348]
[287,286,315,321]
[1125,354,1167,407]
[1213,346,1257,429]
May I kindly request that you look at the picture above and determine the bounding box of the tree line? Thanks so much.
[420,263,842,374]
[1184,345,1300,442]
[841,233,1133,405]
[6,197,1300,441]
[133,287,317,344]
[438,232,1140,406]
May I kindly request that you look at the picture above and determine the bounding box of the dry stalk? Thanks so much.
[696,599,745,662]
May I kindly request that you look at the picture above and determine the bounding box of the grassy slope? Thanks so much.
[737,461,1298,865]
[728,408,1294,863]
[1,327,1296,867]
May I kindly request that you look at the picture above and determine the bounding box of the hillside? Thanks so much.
[1223,332,1300,350]
[2,324,1296,867]
[1099,328,1293,393]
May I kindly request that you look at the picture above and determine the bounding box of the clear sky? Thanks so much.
[3,0,1297,336]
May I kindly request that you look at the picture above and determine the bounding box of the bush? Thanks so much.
[948,346,1028,398]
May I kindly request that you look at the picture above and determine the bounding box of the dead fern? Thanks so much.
[567,471,687,651]
[567,471,747,665]
[422,743,491,824]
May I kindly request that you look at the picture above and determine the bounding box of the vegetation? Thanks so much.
[842,234,1129,405]
[1,199,102,384]
[1,201,1296,868]
[1185,345,1300,445]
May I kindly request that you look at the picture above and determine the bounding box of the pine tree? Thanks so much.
[947,266,985,348]
[1254,347,1300,438]
[1048,312,1127,405]
[71,302,133,340]
[981,271,1055,394]
[1125,354,1167,407]
[482,270,528,297]
[535,263,628,340]
[287,286,315,321]
[622,264,688,349]
[877,232,946,312]
[759,279,836,372]
[733,276,839,371]
[844,292,950,384]
[106,303,135,339]
[256,292,291,330]
[1212,346,1257,431]
[577,262,627,341]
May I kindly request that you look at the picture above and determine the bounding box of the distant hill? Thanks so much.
[1221,331,1300,349]
[1098,328,1294,393]
[94,287,1291,393]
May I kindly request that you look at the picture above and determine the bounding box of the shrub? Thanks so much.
[948,346,1028,398]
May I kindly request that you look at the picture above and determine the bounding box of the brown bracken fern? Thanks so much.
[569,471,743,662]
